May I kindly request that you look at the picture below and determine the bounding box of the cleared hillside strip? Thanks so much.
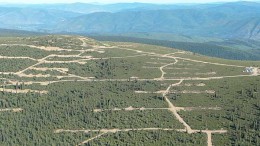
[0,108,23,112]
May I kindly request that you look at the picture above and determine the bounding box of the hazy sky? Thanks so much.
[0,0,259,4]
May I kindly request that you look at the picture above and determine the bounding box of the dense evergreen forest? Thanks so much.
[0,35,259,146]
[90,35,260,61]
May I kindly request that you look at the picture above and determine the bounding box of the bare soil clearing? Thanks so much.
[0,108,23,112]
[0,88,48,94]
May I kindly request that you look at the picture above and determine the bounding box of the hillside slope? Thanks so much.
[0,35,259,146]
[91,35,260,61]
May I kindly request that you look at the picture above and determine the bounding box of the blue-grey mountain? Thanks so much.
[0,2,259,40]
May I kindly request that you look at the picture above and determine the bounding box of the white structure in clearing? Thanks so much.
[244,67,254,73]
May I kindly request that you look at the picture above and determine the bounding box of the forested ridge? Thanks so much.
[0,35,259,145]
[90,35,260,61]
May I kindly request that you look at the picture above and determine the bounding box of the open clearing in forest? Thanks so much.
[0,108,23,112]
[0,35,259,146]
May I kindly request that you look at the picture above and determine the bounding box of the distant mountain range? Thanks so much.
[0,2,259,40]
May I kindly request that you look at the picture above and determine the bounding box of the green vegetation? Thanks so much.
[38,56,163,79]
[170,77,260,145]
[0,74,59,82]
[22,35,83,49]
[89,131,207,146]
[164,59,246,78]
[174,53,260,67]
[80,47,139,58]
[23,69,66,76]
[92,36,260,60]
[46,56,84,61]
[0,59,36,72]
[0,35,259,146]
[0,45,53,59]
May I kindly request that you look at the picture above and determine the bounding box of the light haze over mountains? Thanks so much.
[0,1,259,41]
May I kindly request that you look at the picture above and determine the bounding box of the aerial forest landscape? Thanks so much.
[0,0,259,146]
